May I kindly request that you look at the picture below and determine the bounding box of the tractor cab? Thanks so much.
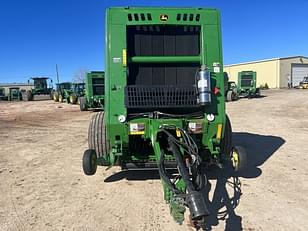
[9,87,21,101]
[72,83,85,96]
[29,77,53,94]
[23,77,53,101]
[53,82,73,103]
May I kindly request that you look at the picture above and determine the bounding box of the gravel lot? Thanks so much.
[0,89,308,231]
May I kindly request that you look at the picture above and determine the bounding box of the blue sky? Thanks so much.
[0,0,307,83]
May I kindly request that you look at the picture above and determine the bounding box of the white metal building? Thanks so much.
[224,56,308,88]
[0,83,34,96]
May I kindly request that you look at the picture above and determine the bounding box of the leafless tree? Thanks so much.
[73,69,88,83]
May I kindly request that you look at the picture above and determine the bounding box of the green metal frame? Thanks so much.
[84,71,105,109]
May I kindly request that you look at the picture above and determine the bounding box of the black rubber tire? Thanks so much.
[88,111,109,165]
[79,97,87,111]
[53,92,59,102]
[255,89,261,97]
[21,91,28,101]
[226,91,233,102]
[231,146,248,172]
[82,149,97,175]
[233,93,239,101]
[220,115,232,162]
[27,91,33,101]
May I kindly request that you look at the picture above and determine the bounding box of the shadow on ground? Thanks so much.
[104,132,285,230]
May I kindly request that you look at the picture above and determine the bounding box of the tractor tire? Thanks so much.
[255,89,261,97]
[21,91,28,101]
[220,115,232,162]
[27,91,33,101]
[70,95,77,104]
[53,92,59,102]
[226,91,233,102]
[82,149,97,175]
[79,97,87,111]
[59,95,64,103]
[88,111,109,165]
[231,146,248,172]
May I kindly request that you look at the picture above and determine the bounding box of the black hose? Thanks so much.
[157,149,183,195]
[168,137,196,193]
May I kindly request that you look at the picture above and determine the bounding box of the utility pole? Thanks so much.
[56,64,60,84]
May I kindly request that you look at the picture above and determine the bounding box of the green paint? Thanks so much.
[237,71,260,96]
[84,71,105,109]
[97,6,229,225]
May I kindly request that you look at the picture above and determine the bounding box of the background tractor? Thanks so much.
[298,76,308,89]
[226,81,239,101]
[53,82,72,103]
[224,72,238,102]
[69,83,85,104]
[79,71,104,111]
[22,77,53,101]
[0,88,8,101]
[82,7,247,229]
[9,87,22,101]
[237,71,261,98]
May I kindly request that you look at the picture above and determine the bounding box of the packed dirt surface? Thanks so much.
[0,89,308,231]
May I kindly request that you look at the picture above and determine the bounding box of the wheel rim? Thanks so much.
[231,150,239,169]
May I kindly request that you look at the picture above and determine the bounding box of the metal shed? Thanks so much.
[224,56,308,88]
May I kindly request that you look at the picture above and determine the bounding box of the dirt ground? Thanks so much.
[0,89,308,231]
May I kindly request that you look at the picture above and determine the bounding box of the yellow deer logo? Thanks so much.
[160,14,168,21]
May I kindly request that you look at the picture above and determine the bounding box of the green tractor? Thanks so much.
[79,71,104,111]
[9,87,22,101]
[237,71,261,98]
[0,88,8,101]
[69,83,86,104]
[53,82,73,103]
[82,7,247,229]
[23,77,53,101]
[224,72,238,102]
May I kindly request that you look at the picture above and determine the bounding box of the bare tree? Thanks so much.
[73,69,88,83]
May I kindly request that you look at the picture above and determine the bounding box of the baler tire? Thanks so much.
[82,149,97,175]
[231,146,248,172]
[88,111,109,165]
[220,115,232,162]
[79,97,87,111]
[226,91,233,102]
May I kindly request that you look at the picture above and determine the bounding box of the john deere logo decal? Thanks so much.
[160,14,168,21]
